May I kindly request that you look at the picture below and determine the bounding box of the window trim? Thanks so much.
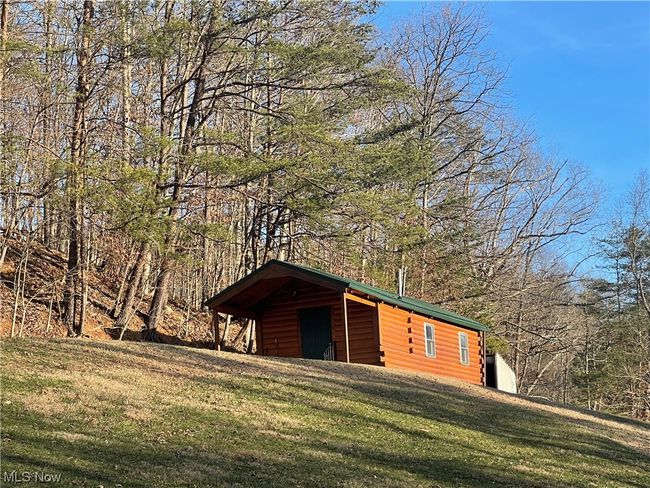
[424,323,436,358]
[458,332,470,365]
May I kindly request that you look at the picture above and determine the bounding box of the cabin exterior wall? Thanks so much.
[345,299,381,365]
[242,279,484,384]
[377,303,484,385]
[256,282,343,358]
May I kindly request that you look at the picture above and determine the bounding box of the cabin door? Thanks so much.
[299,306,332,360]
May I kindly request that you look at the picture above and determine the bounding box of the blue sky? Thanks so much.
[371,1,650,209]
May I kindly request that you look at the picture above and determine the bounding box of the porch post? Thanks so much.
[212,308,220,351]
[341,291,350,363]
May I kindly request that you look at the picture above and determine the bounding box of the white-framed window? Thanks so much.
[459,332,470,365]
[424,323,436,358]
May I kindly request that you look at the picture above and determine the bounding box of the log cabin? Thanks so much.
[204,260,489,385]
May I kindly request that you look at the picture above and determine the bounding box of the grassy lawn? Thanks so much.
[1,338,648,487]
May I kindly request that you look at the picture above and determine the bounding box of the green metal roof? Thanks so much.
[206,259,489,332]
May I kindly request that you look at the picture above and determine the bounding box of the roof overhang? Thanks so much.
[204,260,346,315]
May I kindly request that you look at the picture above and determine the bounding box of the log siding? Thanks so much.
[207,261,488,386]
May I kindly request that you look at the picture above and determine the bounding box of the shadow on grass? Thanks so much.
[3,407,589,488]
[3,338,649,487]
[102,327,210,348]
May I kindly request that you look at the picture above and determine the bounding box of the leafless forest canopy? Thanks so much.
[1,1,648,418]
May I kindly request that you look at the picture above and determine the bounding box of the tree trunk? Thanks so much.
[233,320,250,349]
[144,5,214,339]
[219,314,232,349]
[144,257,174,341]
[0,0,8,104]
[246,321,255,354]
[115,242,149,332]
[0,0,11,272]
[63,0,93,337]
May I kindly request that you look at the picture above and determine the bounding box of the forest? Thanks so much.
[0,1,648,419]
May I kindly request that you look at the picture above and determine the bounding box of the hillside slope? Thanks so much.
[1,338,648,488]
[0,238,214,345]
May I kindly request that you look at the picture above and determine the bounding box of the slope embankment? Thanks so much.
[1,338,648,487]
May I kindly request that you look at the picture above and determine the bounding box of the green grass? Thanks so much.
[1,338,648,487]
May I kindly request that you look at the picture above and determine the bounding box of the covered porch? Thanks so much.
[205,262,381,365]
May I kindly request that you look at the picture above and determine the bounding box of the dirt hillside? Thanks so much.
[0,238,226,347]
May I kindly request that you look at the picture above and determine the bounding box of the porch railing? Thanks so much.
[323,342,336,361]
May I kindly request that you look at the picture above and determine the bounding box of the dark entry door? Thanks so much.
[299,306,332,359]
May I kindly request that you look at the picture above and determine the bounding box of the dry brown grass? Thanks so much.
[2,338,649,488]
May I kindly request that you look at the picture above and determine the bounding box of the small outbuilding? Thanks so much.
[205,260,489,385]
[486,353,518,393]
